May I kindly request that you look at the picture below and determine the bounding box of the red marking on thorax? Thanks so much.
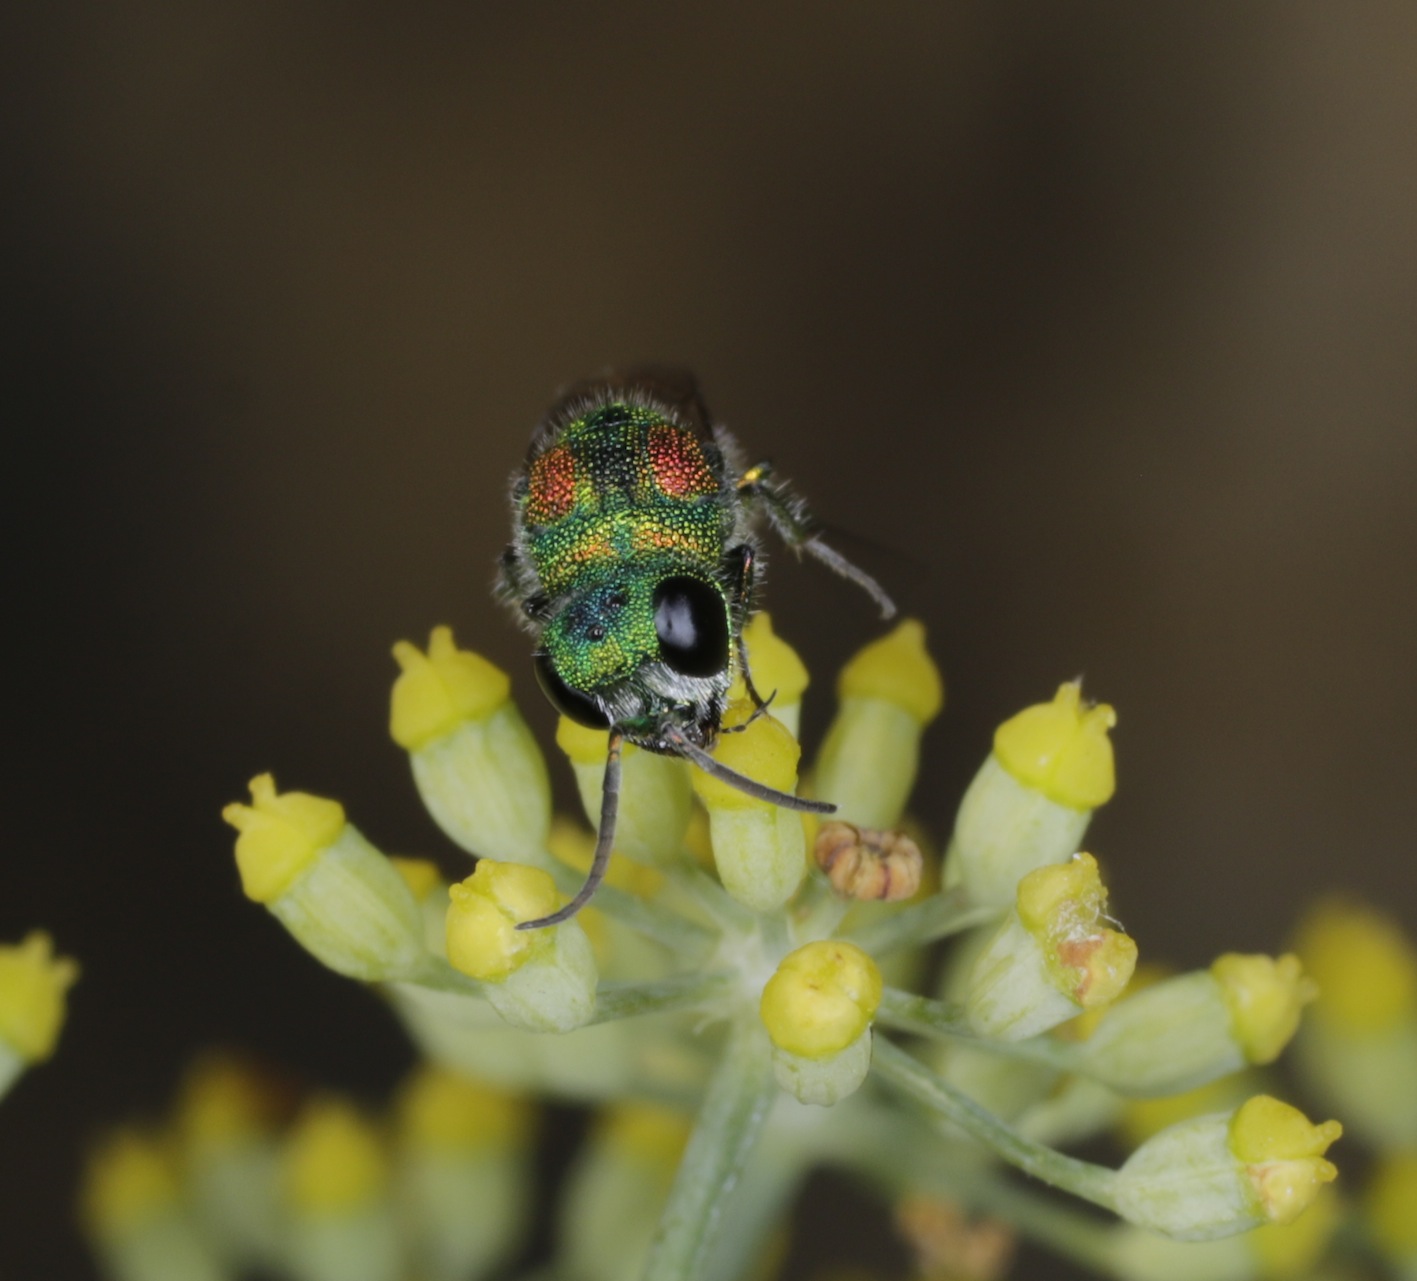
[647,425,717,499]
[526,445,577,524]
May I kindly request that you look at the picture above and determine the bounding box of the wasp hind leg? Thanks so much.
[737,465,897,620]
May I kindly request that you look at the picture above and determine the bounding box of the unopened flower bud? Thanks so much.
[1367,1150,1417,1270]
[730,612,810,738]
[1114,1095,1341,1241]
[556,718,692,865]
[559,1103,692,1281]
[944,682,1115,908]
[692,701,807,911]
[1066,954,1313,1096]
[445,863,597,1032]
[814,822,923,902]
[223,775,425,982]
[814,620,944,828]
[81,1130,227,1281]
[0,931,77,1097]
[175,1053,285,1270]
[760,941,882,1104]
[1292,897,1417,1147]
[967,853,1137,1041]
[391,627,551,864]
[282,1098,400,1281]
[394,1066,535,1281]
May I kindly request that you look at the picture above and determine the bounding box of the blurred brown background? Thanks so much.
[3,4,1416,1277]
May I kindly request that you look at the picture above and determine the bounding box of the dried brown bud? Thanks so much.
[895,1197,1015,1281]
[813,821,923,902]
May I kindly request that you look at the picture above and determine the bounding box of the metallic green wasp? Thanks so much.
[498,368,895,928]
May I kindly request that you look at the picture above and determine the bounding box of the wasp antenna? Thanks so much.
[801,536,897,620]
[517,732,624,930]
[666,728,836,814]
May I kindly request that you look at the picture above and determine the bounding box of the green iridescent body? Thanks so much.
[519,403,735,694]
[498,369,895,927]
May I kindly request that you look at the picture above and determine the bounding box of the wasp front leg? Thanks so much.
[724,542,775,722]
[737,464,897,619]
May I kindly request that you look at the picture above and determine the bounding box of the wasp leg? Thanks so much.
[738,466,897,620]
[722,542,775,722]
[517,731,624,930]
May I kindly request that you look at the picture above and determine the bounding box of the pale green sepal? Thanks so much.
[410,703,551,864]
[570,749,693,866]
[967,914,1081,1041]
[188,1140,283,1272]
[944,755,1090,907]
[269,826,425,982]
[484,921,598,1033]
[399,1150,530,1281]
[1067,972,1246,1097]
[1113,1112,1256,1241]
[95,1214,230,1281]
[771,1027,872,1106]
[814,698,921,828]
[285,1206,402,1281]
[710,806,806,912]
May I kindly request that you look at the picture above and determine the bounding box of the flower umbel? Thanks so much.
[186,615,1356,1281]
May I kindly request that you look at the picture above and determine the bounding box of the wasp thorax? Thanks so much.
[813,821,923,903]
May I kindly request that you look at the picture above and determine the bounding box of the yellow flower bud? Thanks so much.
[445,862,598,1031]
[284,1098,388,1216]
[392,629,551,863]
[1293,897,1417,1034]
[1017,853,1136,1009]
[692,701,801,811]
[1211,953,1315,1066]
[967,853,1137,1041]
[223,773,345,904]
[389,856,443,904]
[1367,1150,1417,1259]
[224,776,426,981]
[176,1052,283,1152]
[837,620,944,724]
[693,701,807,911]
[814,620,943,828]
[597,1101,693,1167]
[993,681,1116,810]
[1229,1095,1341,1226]
[0,931,77,1064]
[81,1129,181,1238]
[389,625,510,751]
[558,720,693,866]
[730,613,809,736]
[446,863,559,982]
[760,941,883,1060]
[394,1065,534,1152]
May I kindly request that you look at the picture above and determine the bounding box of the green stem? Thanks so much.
[589,972,736,1025]
[642,1018,777,1281]
[871,1038,1120,1212]
[875,988,1073,1070]
[845,886,999,956]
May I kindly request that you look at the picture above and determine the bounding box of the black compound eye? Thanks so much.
[533,653,611,728]
[653,576,730,678]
